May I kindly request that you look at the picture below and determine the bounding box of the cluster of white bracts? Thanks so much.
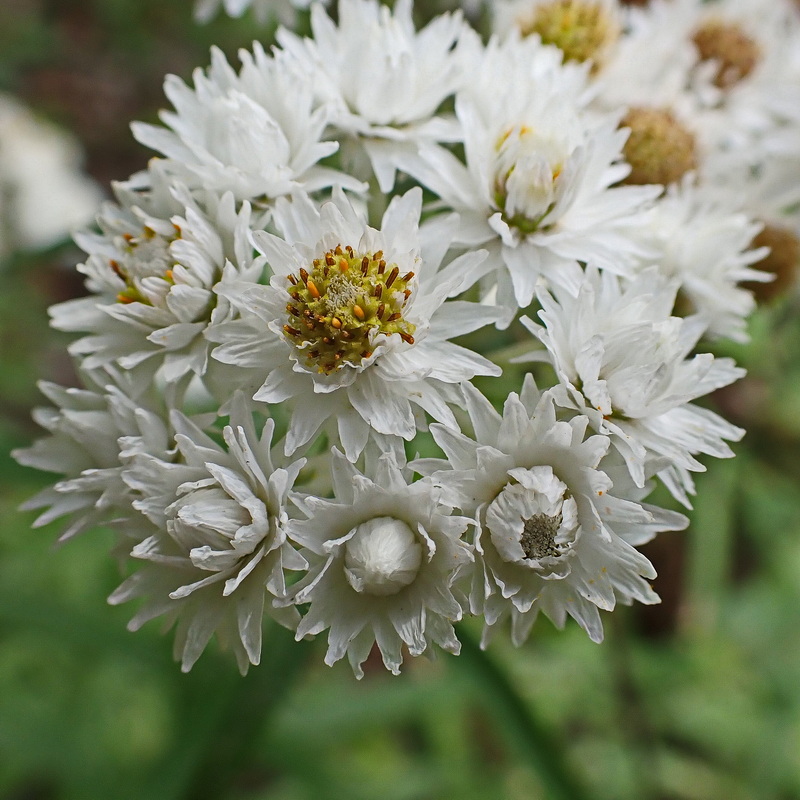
[16,0,800,677]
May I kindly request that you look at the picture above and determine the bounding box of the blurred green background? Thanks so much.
[1,1,800,798]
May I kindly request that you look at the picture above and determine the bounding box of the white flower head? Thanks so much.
[277,0,477,191]
[398,33,658,323]
[13,374,174,544]
[0,92,101,253]
[50,171,266,394]
[286,449,473,677]
[636,177,770,342]
[110,393,306,674]
[414,379,686,645]
[131,45,360,206]
[522,266,745,503]
[210,187,500,460]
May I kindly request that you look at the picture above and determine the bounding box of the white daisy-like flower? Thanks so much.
[277,0,476,191]
[594,0,708,112]
[682,0,800,170]
[632,176,769,342]
[0,92,102,254]
[49,171,266,393]
[110,394,306,674]
[131,45,360,207]
[209,187,500,460]
[521,266,745,504]
[13,373,174,543]
[414,378,686,645]
[286,449,472,677]
[397,33,658,324]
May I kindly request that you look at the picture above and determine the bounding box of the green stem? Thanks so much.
[453,624,592,800]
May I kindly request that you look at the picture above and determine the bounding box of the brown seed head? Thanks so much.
[692,20,760,89]
[620,106,698,186]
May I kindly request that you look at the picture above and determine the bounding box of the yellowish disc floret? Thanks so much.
[112,224,180,305]
[283,244,416,374]
[620,107,698,187]
[520,0,616,69]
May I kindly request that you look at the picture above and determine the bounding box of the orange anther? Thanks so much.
[353,304,366,320]
[307,279,321,299]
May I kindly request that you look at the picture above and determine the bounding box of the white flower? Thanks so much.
[277,0,476,191]
[633,176,770,342]
[13,373,173,543]
[49,170,265,393]
[286,449,472,677]
[209,187,500,460]
[110,394,306,674]
[594,0,712,112]
[131,46,360,206]
[414,379,686,645]
[521,266,745,504]
[397,33,657,324]
[0,93,101,254]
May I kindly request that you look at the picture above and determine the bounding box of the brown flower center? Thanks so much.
[692,20,760,89]
[621,106,698,186]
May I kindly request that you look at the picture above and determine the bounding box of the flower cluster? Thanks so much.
[16,0,800,676]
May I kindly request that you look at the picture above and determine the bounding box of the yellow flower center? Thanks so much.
[112,225,179,305]
[520,0,616,69]
[284,244,416,374]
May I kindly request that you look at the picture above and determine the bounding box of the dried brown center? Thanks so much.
[744,223,800,303]
[621,106,698,186]
[692,20,760,89]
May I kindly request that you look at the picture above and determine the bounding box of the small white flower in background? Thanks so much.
[493,0,622,71]
[0,93,101,256]
[286,449,472,677]
[16,0,798,676]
